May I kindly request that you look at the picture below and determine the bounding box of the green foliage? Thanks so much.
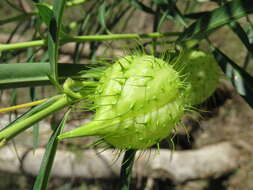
[178,0,253,42]
[33,109,70,190]
[35,3,53,27]
[1,0,253,189]
[212,47,253,107]
[48,0,66,82]
[0,63,89,89]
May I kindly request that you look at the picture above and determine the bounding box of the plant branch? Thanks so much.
[64,32,180,42]
[0,32,180,52]
[0,94,72,143]
[0,98,47,113]
[0,40,45,52]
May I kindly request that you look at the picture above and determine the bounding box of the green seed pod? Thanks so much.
[59,55,186,149]
[178,50,220,105]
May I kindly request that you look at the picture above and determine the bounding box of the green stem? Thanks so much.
[0,40,45,52]
[0,32,180,52]
[0,94,72,142]
[66,0,89,6]
[119,149,137,190]
[63,32,180,43]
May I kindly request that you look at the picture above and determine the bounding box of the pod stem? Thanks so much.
[0,94,73,143]
[119,149,137,190]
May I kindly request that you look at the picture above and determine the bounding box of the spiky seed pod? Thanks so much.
[178,50,220,105]
[59,55,186,149]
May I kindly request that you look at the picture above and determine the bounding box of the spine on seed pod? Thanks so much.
[58,48,220,150]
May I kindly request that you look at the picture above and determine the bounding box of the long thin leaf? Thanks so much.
[30,84,40,152]
[153,0,187,27]
[212,47,253,108]
[0,13,33,25]
[0,94,70,142]
[0,95,61,132]
[35,3,53,26]
[33,109,71,190]
[178,0,253,42]
[73,13,91,63]
[184,11,209,19]
[243,23,253,68]
[27,47,41,151]
[0,63,88,89]
[124,0,154,14]
[5,0,24,12]
[98,2,110,33]
[229,21,253,53]
[48,0,66,82]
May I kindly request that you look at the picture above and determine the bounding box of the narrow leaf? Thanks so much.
[243,24,253,68]
[33,109,71,190]
[0,95,61,132]
[98,2,109,33]
[212,48,253,108]
[124,0,154,14]
[184,11,209,19]
[0,14,31,25]
[30,87,40,152]
[0,63,88,89]
[48,0,66,82]
[35,3,53,26]
[154,0,187,27]
[168,4,187,27]
[229,21,253,53]
[178,0,253,42]
[0,95,69,142]
[33,123,40,151]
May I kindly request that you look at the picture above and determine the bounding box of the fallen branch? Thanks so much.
[0,142,239,183]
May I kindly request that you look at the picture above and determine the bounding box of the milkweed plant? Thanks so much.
[0,0,253,189]
[58,49,220,149]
